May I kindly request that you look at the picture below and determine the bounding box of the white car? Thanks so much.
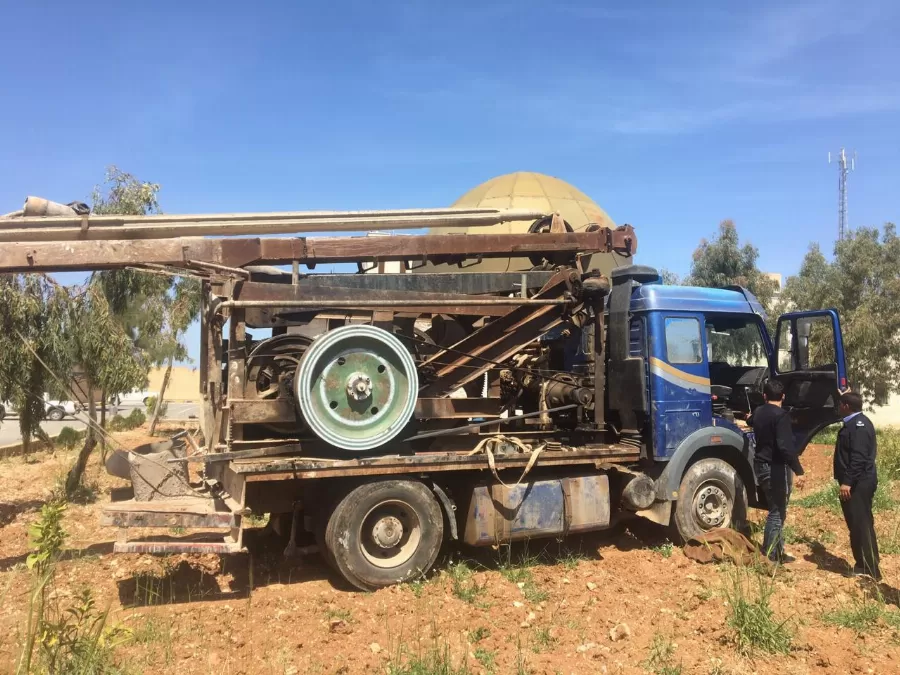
[44,399,81,421]
[110,389,158,408]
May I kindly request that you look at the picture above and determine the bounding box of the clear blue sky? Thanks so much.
[2,1,899,360]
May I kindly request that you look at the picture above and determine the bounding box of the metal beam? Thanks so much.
[0,228,636,273]
[0,207,547,242]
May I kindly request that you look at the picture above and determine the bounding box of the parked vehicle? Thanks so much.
[110,390,157,408]
[101,264,847,590]
[0,205,847,591]
[44,399,81,421]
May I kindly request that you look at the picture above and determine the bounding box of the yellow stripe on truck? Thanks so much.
[648,357,711,387]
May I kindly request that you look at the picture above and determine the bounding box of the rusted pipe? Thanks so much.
[217,297,572,310]
[0,207,549,242]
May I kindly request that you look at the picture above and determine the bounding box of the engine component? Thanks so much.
[620,472,656,511]
[543,377,594,408]
[294,324,418,451]
[245,334,314,400]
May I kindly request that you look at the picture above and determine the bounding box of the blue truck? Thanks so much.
[90,232,846,591]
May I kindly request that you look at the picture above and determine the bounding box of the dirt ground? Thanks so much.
[1,433,898,675]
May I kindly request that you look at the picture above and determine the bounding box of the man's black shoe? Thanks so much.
[847,566,883,582]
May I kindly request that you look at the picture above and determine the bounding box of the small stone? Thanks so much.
[587,582,597,591]
[517,582,525,589]
[370,643,382,654]
[513,601,524,608]
[609,623,631,642]
[329,618,346,632]
[562,577,571,584]
[576,642,597,653]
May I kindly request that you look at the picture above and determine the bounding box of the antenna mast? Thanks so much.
[828,148,856,241]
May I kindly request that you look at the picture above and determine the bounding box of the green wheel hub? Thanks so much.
[295,325,418,451]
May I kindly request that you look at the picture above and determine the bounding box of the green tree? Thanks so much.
[0,274,144,471]
[89,167,200,435]
[687,220,779,310]
[783,224,900,406]
[63,285,146,495]
[686,220,779,365]
[0,276,72,453]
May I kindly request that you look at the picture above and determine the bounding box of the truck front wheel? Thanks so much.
[672,458,747,542]
[322,480,444,591]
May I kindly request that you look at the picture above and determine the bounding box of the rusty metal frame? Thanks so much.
[0,227,635,273]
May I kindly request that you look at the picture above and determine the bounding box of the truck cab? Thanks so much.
[612,267,847,538]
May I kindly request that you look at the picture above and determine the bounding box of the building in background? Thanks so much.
[423,171,629,275]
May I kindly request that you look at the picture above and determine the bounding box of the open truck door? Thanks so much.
[772,309,847,451]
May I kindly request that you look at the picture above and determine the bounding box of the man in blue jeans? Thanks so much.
[751,380,805,563]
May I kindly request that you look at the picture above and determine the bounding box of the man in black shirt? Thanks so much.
[834,391,881,581]
[752,380,804,563]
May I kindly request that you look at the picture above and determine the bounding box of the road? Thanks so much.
[0,402,200,446]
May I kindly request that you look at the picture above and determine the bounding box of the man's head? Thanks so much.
[840,391,863,416]
[763,379,785,404]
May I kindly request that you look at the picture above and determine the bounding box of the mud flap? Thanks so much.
[635,500,672,526]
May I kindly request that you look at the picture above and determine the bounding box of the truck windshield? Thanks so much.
[706,319,768,368]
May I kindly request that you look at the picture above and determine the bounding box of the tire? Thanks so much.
[322,480,444,590]
[47,407,65,422]
[671,458,748,542]
[142,397,150,406]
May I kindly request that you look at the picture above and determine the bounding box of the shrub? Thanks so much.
[17,500,129,674]
[126,408,146,428]
[145,396,167,418]
[107,408,146,433]
[107,415,129,432]
[55,426,84,450]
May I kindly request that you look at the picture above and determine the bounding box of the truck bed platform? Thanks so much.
[231,446,641,481]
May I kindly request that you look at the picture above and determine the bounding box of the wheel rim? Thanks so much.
[692,480,731,529]
[358,499,422,569]
[295,325,418,451]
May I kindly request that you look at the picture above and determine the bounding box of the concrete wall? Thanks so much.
[147,366,200,402]
[870,394,900,428]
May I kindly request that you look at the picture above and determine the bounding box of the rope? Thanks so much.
[466,434,546,487]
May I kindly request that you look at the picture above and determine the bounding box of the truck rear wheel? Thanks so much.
[672,458,747,542]
[322,480,443,590]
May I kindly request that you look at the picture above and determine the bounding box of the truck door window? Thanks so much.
[778,315,837,371]
[777,322,794,371]
[664,317,702,364]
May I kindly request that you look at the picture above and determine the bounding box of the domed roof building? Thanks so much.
[427,171,628,274]
[453,171,615,233]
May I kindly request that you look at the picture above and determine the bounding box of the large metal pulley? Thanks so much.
[294,324,418,451]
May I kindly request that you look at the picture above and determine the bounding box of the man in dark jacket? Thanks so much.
[752,380,805,563]
[834,391,881,580]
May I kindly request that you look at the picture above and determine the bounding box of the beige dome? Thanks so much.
[452,171,615,233]
[426,171,625,274]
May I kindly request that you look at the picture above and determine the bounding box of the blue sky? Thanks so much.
[2,1,899,360]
